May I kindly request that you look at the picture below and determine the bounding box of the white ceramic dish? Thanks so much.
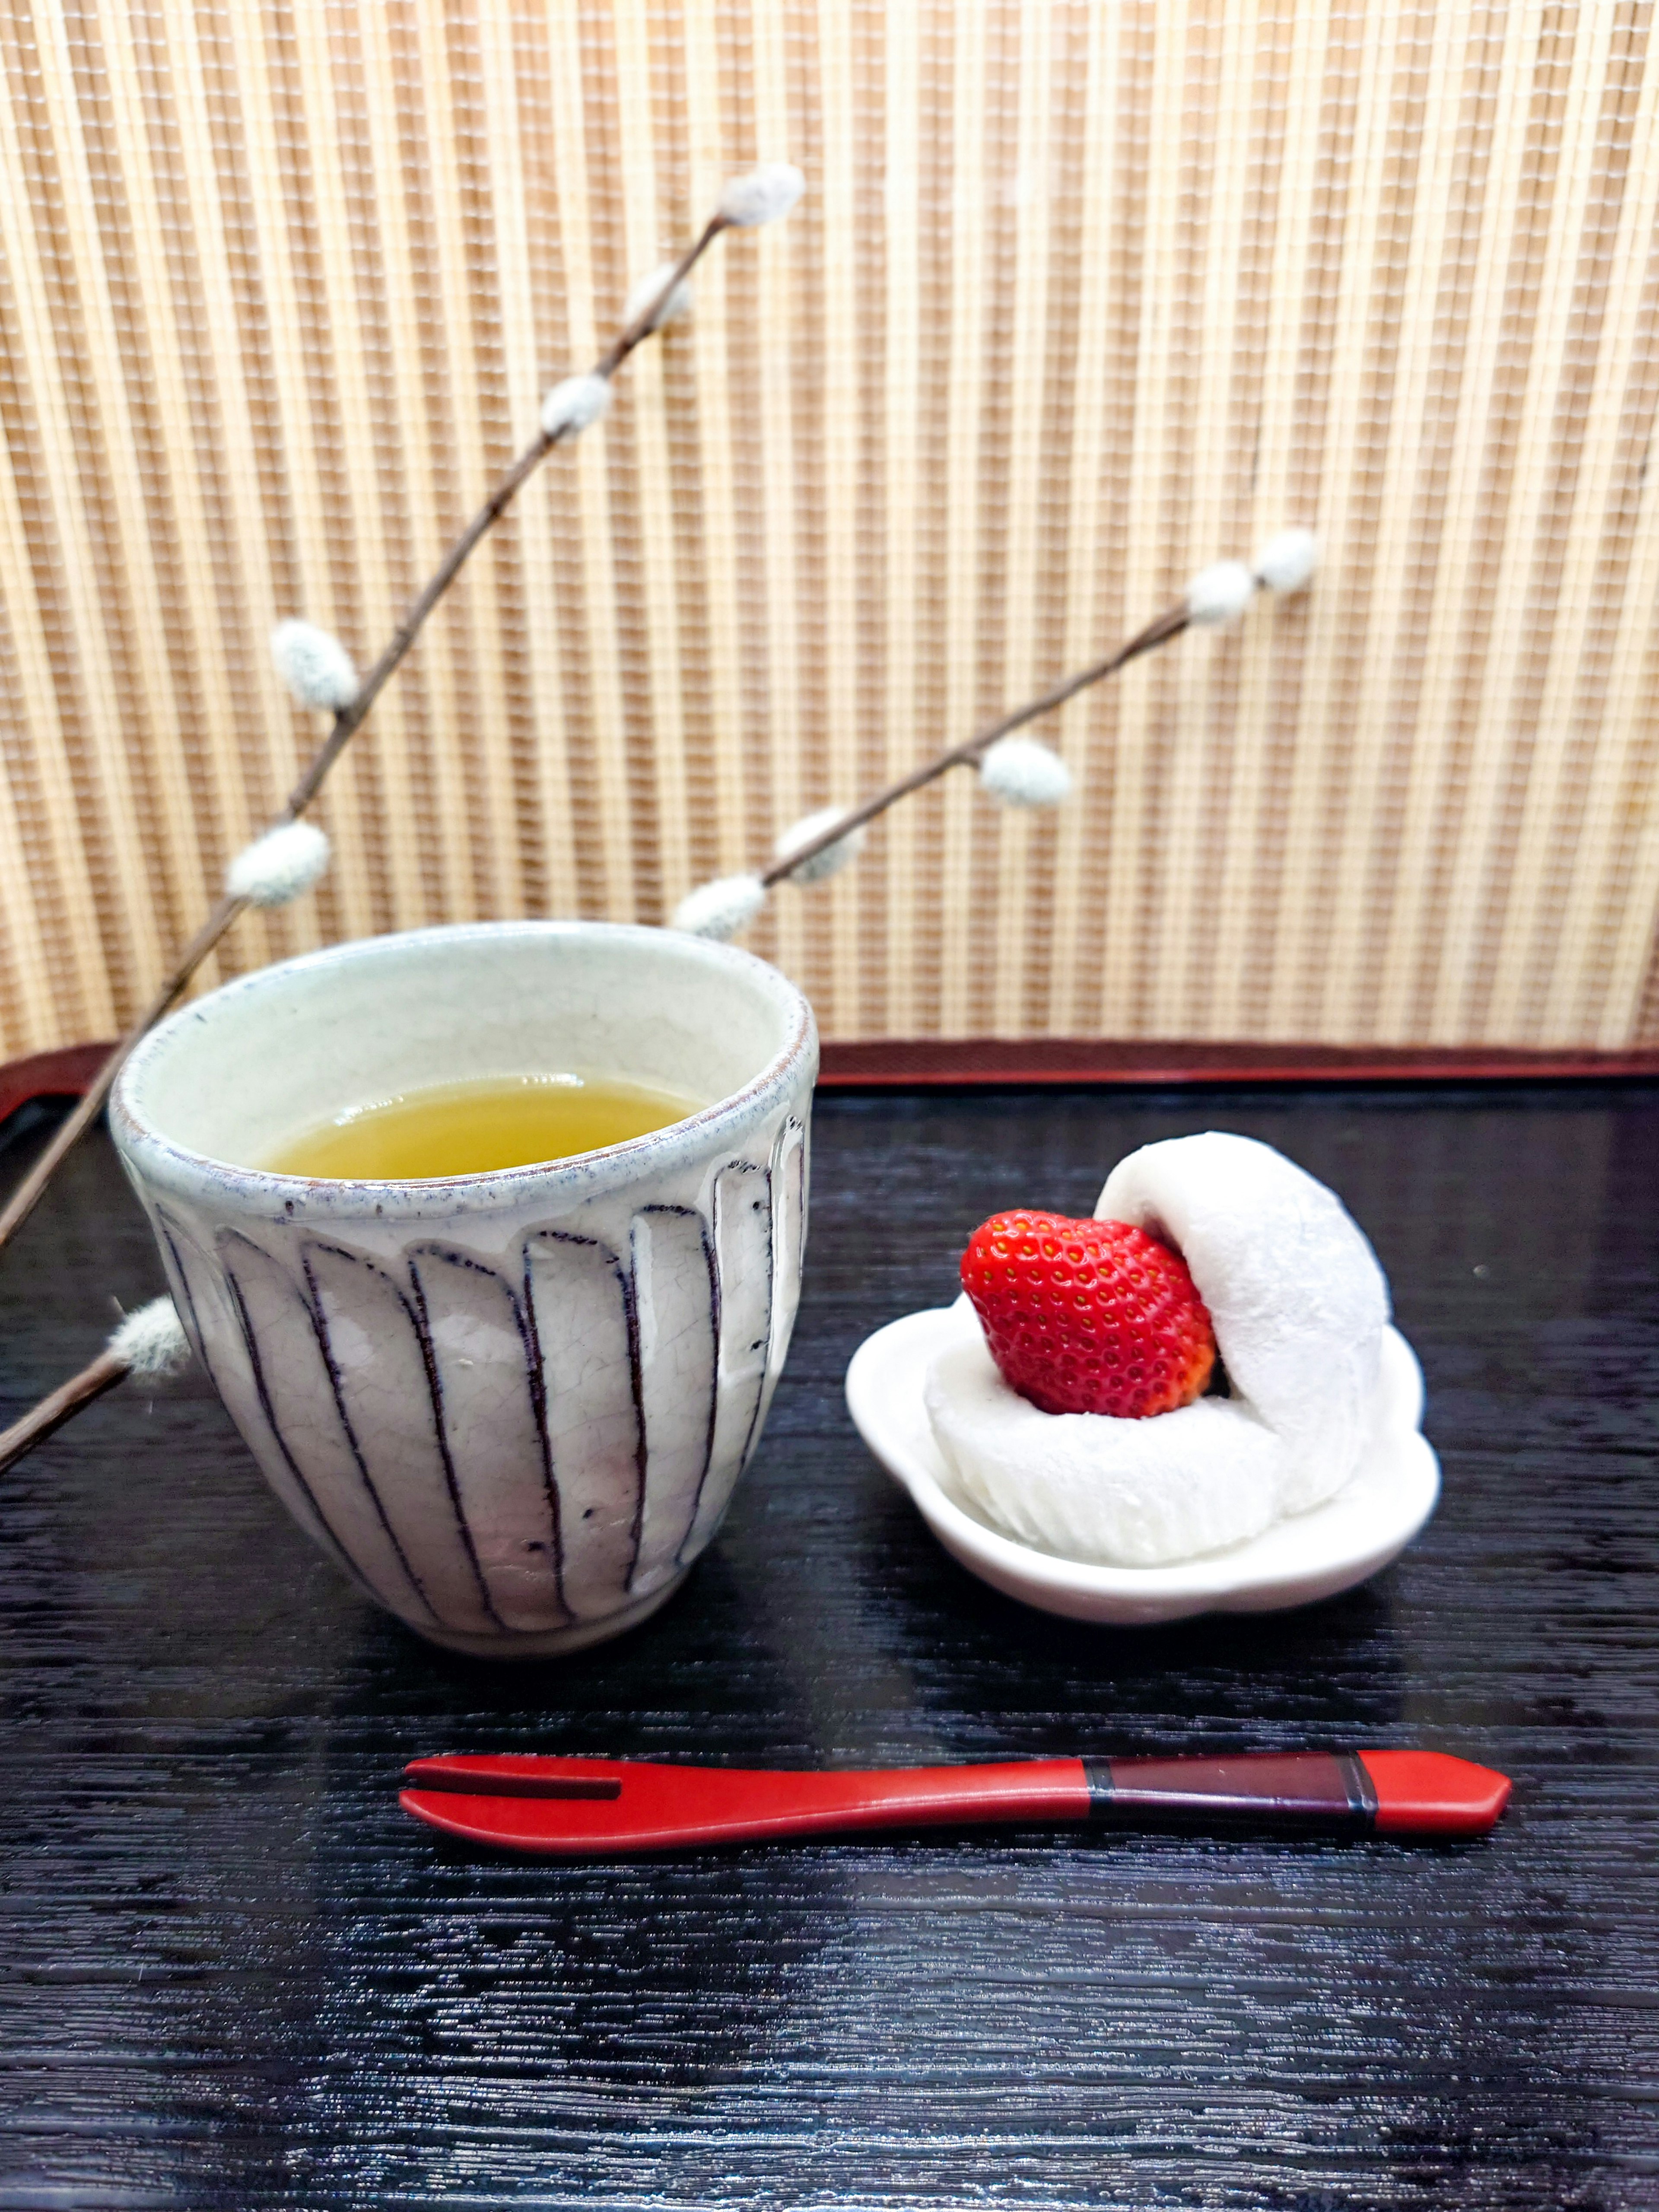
[845,1303,1440,1626]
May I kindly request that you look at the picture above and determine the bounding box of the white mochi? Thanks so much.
[925,1307,1286,1566]
[1096,1131,1389,1513]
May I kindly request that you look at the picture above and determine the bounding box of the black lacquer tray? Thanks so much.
[2,1081,1657,2208]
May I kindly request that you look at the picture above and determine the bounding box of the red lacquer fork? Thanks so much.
[399,1749,1511,1855]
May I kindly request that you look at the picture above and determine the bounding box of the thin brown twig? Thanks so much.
[758,599,1193,888]
[0,893,242,1250]
[0,1347,129,1475]
[281,216,725,823]
[0,214,729,1261]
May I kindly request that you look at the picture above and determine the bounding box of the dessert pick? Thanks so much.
[399,1748,1512,1855]
[671,531,1320,941]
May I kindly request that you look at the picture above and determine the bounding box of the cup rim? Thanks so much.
[111,919,816,1217]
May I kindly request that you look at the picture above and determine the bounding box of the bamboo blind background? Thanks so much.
[3,0,1659,1055]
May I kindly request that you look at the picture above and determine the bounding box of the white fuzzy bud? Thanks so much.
[270,620,360,712]
[1253,526,1320,594]
[226,820,332,909]
[1184,560,1258,627]
[774,804,867,885]
[978,736,1073,809]
[718,163,806,229]
[670,874,768,942]
[625,262,694,334]
[540,373,613,440]
[108,1296,191,1382]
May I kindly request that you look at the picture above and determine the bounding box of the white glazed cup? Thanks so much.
[110,922,817,1657]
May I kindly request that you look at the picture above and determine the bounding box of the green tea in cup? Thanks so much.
[264,1071,703,1180]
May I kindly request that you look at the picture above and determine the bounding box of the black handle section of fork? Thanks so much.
[1084,1751,1379,1835]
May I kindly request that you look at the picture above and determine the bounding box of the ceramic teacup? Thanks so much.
[110,921,817,1656]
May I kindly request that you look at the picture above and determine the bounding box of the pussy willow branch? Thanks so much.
[758,599,1192,888]
[0,215,729,1259]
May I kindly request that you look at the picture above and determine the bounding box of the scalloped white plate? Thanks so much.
[845,1304,1440,1625]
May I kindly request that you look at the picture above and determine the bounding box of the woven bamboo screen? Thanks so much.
[3,0,1659,1056]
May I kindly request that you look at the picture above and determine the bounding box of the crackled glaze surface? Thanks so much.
[110,923,816,1654]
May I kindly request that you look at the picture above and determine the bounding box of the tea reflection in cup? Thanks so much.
[111,921,817,1657]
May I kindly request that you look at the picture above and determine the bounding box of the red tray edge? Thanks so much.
[3,1036,1658,1125]
[814,1039,1659,1087]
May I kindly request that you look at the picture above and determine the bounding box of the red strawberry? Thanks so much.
[959,1209,1217,1418]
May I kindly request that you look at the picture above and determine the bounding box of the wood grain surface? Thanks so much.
[1,1087,1656,2209]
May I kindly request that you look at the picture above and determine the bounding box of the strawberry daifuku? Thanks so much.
[960,1211,1216,1418]
[921,1134,1395,1568]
